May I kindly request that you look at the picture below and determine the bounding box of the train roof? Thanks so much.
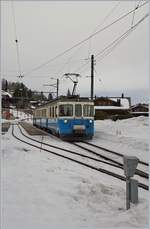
[36,96,93,109]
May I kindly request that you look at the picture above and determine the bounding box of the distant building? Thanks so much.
[130,103,149,116]
[29,100,39,106]
[94,96,131,120]
[1,90,12,108]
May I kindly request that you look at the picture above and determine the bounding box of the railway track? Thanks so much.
[18,124,148,179]
[17,124,123,169]
[72,142,149,179]
[81,141,149,166]
[12,124,148,191]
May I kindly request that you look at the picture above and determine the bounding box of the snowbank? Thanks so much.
[1,116,149,228]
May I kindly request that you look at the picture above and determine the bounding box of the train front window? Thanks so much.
[59,104,73,116]
[75,104,82,117]
[83,105,94,117]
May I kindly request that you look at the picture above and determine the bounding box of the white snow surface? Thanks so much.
[1,115,149,229]
[94,106,128,110]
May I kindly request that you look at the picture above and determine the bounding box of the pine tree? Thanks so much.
[48,93,53,100]
[67,88,71,97]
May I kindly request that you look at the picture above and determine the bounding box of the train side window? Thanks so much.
[51,107,53,117]
[42,109,46,117]
[75,104,82,117]
[55,106,57,117]
[52,107,54,118]
[49,107,51,117]
[44,109,46,117]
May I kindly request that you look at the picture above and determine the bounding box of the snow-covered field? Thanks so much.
[1,115,149,229]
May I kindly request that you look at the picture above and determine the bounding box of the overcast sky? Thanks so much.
[1,0,149,104]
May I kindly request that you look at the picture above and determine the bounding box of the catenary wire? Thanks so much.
[131,0,142,28]
[73,12,149,75]
[11,1,22,78]
[88,1,121,58]
[96,13,149,63]
[23,1,148,77]
[58,3,121,78]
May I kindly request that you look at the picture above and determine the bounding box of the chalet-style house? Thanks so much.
[130,103,149,116]
[1,90,12,108]
[94,95,131,120]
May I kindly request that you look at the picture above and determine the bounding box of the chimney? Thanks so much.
[121,93,124,98]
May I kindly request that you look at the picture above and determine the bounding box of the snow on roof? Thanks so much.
[110,98,130,108]
[131,104,149,109]
[94,106,129,110]
[30,105,36,109]
[30,101,39,103]
[130,111,149,114]
[95,97,130,110]
[2,90,12,98]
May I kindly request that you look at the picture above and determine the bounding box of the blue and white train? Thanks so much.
[33,97,94,140]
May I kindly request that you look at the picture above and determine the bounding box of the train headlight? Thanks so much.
[89,119,93,123]
[64,119,68,123]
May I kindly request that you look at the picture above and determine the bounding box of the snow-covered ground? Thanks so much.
[1,115,149,228]
[93,116,149,162]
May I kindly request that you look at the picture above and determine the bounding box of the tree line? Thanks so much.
[2,78,49,108]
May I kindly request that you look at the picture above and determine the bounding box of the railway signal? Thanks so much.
[17,75,24,78]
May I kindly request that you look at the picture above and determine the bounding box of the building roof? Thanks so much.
[2,90,12,98]
[94,97,130,110]
[110,98,130,108]
[131,103,149,109]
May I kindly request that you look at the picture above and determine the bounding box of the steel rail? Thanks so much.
[12,124,148,191]
[17,124,122,169]
[19,123,148,179]
[73,143,149,179]
[82,141,148,166]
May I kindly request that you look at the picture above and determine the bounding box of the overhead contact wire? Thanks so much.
[11,1,22,78]
[24,1,148,76]
[73,13,149,74]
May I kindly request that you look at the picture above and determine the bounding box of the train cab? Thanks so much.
[33,97,94,140]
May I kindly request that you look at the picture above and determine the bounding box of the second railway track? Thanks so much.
[81,141,149,166]
[72,142,149,179]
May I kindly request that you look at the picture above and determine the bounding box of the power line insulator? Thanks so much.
[17,75,24,78]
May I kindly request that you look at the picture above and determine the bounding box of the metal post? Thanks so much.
[91,55,94,100]
[126,177,130,210]
[130,179,138,203]
[56,78,59,98]
[17,106,18,118]
[123,156,139,210]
